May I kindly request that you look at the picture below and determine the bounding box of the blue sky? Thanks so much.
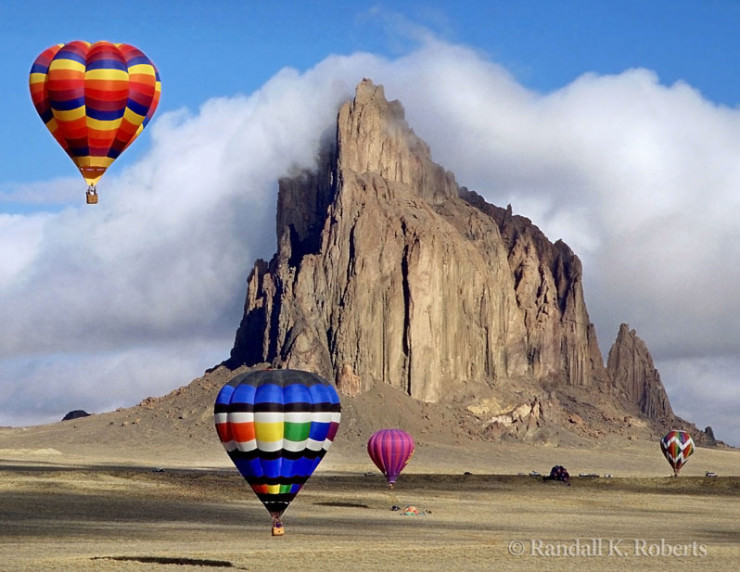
[1,1,740,447]
[5,1,739,187]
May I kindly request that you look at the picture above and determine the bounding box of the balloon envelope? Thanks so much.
[29,40,161,197]
[660,429,694,475]
[214,369,341,519]
[367,429,415,485]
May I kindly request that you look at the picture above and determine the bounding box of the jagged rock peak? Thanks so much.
[337,79,459,204]
[227,80,621,413]
[607,323,673,419]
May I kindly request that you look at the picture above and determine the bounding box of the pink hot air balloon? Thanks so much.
[367,429,415,487]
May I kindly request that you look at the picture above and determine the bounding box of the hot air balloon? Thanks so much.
[367,429,415,488]
[214,368,341,535]
[660,429,694,477]
[29,40,161,204]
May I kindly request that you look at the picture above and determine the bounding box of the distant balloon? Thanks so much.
[660,429,694,477]
[29,40,161,204]
[367,429,415,487]
[214,368,341,535]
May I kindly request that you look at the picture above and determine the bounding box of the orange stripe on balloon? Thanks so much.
[231,421,257,443]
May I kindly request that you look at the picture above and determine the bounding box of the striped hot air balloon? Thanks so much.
[660,429,694,477]
[367,428,415,488]
[29,41,161,203]
[214,368,341,535]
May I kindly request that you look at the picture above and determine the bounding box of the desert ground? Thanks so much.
[1,430,738,571]
[0,368,738,571]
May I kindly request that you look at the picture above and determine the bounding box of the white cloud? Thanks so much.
[658,357,740,440]
[0,177,81,208]
[0,213,47,288]
[0,340,227,426]
[1,39,738,446]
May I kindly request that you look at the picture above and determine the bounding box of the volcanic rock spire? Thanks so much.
[227,79,614,405]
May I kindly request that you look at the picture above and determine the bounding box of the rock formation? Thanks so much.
[460,194,609,389]
[61,409,90,421]
[606,323,673,420]
[225,79,692,441]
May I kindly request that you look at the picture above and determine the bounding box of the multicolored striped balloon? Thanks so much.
[660,429,694,476]
[214,369,341,530]
[367,428,415,487]
[29,41,161,203]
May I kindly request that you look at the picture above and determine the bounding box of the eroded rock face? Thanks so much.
[221,79,704,439]
[606,323,673,419]
[462,196,609,388]
[227,79,613,408]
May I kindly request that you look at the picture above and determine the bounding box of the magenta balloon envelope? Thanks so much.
[367,429,415,485]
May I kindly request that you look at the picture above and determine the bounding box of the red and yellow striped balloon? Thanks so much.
[29,41,161,203]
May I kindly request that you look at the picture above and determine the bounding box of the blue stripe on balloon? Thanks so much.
[87,57,127,71]
[69,145,89,156]
[87,107,125,121]
[214,384,235,407]
[309,383,339,406]
[309,421,329,441]
[281,457,313,480]
[262,457,282,479]
[254,383,284,405]
[125,54,151,66]
[308,457,322,474]
[232,383,257,405]
[294,456,315,476]
[234,456,264,479]
[280,457,298,479]
[30,62,50,74]
[283,383,310,404]
[127,99,149,116]
[57,49,86,66]
[52,97,85,111]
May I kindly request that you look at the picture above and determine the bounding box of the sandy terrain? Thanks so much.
[0,367,737,571]
[1,434,738,571]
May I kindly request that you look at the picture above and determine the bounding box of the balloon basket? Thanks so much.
[271,523,285,537]
[86,189,98,204]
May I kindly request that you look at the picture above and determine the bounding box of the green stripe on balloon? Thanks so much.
[284,422,311,441]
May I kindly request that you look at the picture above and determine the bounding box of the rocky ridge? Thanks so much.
[225,79,716,446]
[607,324,673,420]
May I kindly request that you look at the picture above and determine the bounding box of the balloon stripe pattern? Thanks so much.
[214,369,341,517]
[29,40,161,187]
[660,429,694,476]
[367,429,415,485]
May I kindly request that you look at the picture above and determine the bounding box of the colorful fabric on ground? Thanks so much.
[214,369,341,517]
[367,428,415,485]
[29,41,160,187]
[545,465,570,484]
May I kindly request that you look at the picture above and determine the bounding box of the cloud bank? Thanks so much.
[1,40,738,445]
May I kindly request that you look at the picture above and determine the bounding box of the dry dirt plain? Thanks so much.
[0,438,738,572]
